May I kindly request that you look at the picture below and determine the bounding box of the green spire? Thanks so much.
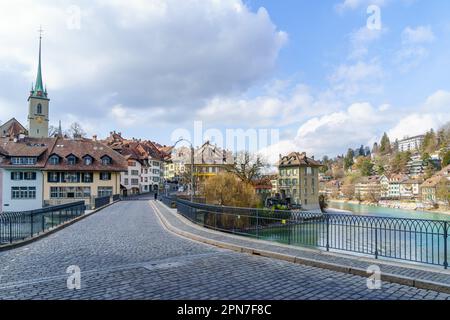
[34,32,44,93]
[31,27,48,99]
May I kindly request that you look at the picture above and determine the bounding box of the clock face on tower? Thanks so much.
[36,116,44,124]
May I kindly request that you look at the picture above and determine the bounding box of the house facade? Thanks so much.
[398,135,425,153]
[278,152,322,210]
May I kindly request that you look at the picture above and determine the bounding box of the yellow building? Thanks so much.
[43,137,127,208]
[278,152,322,210]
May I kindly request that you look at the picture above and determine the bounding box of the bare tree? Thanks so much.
[68,122,86,139]
[48,125,59,137]
[227,151,269,185]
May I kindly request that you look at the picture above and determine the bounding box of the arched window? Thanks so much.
[37,104,42,114]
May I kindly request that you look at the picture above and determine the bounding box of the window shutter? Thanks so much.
[32,172,37,180]
[11,172,14,180]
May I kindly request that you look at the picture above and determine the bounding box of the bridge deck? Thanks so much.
[0,200,448,300]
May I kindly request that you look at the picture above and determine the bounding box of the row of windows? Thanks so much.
[48,155,112,166]
[279,167,316,177]
[11,187,36,199]
[47,172,112,183]
[10,172,37,181]
[11,157,37,165]
[124,177,160,185]
[279,178,316,186]
[49,187,114,199]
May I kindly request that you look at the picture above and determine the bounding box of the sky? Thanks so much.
[0,0,449,163]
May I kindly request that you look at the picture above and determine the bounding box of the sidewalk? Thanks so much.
[152,200,450,294]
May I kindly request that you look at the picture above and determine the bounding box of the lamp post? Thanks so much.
[173,138,195,202]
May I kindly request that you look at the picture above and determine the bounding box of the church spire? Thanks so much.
[32,26,47,98]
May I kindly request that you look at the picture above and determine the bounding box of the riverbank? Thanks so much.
[329,199,450,216]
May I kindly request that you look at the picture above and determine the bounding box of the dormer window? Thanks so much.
[101,155,112,165]
[84,156,93,166]
[49,155,60,165]
[67,155,77,165]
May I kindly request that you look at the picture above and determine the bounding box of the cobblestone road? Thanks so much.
[0,200,448,300]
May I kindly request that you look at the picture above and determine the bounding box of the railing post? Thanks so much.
[326,215,330,252]
[374,226,378,260]
[444,221,448,270]
[256,210,259,239]
[30,213,34,237]
[9,219,13,243]
[42,214,45,233]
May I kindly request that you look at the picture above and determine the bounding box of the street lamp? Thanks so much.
[172,138,195,202]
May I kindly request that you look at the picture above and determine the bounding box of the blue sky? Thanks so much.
[0,0,449,162]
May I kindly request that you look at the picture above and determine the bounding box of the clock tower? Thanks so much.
[28,29,50,138]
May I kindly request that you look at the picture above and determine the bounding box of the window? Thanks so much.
[100,172,112,181]
[153,169,160,175]
[101,156,112,165]
[84,156,93,166]
[82,173,93,183]
[11,187,36,199]
[124,178,129,185]
[153,161,159,167]
[131,170,139,176]
[63,172,80,183]
[11,157,37,165]
[67,155,77,165]
[37,104,42,114]
[24,172,37,180]
[131,179,139,185]
[153,177,160,182]
[48,172,59,183]
[50,187,90,199]
[98,187,113,197]
[49,156,60,165]
[128,160,137,166]
[306,167,312,175]
[11,172,22,180]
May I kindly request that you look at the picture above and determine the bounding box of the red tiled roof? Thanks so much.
[278,152,322,167]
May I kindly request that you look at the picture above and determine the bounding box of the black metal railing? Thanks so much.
[170,198,450,269]
[94,196,111,209]
[0,202,86,245]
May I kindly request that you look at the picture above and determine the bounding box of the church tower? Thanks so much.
[28,29,50,138]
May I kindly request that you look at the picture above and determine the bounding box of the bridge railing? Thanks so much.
[171,198,449,269]
[0,201,86,245]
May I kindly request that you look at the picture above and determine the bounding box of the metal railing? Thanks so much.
[0,202,86,245]
[94,196,112,209]
[165,196,450,269]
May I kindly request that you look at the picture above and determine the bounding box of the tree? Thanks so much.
[68,122,86,139]
[436,179,450,207]
[48,125,59,137]
[390,151,411,174]
[344,149,355,171]
[379,132,392,155]
[204,172,259,207]
[354,157,374,176]
[358,145,365,157]
[421,129,438,156]
[226,151,269,185]
[319,194,328,213]
[441,150,450,167]
[372,142,379,155]
[424,162,436,180]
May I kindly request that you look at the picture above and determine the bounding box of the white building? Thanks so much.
[398,135,425,153]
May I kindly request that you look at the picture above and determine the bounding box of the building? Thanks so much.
[182,142,234,191]
[278,152,322,210]
[43,137,127,208]
[398,135,425,153]
[406,155,425,177]
[355,176,382,201]
[421,166,450,205]
[0,118,27,138]
[102,132,166,195]
[0,137,56,212]
[28,34,50,138]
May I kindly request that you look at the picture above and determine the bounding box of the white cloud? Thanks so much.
[336,0,387,13]
[0,0,287,120]
[349,26,385,59]
[402,26,435,44]
[328,60,384,97]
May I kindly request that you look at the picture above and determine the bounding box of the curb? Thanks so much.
[151,201,450,294]
[0,200,120,252]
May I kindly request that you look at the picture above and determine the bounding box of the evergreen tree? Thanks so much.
[379,133,391,155]
[344,149,355,171]
[442,150,450,167]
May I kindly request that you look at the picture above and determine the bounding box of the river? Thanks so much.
[328,201,450,221]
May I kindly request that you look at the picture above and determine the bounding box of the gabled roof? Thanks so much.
[0,137,57,168]
[278,152,322,167]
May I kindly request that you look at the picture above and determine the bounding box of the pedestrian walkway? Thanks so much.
[0,200,448,300]
[153,200,450,293]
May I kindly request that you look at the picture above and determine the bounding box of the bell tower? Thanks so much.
[28,27,50,138]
